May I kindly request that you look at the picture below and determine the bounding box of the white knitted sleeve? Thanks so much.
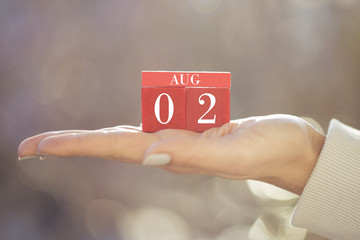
[291,119,360,240]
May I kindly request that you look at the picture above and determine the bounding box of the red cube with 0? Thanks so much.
[141,71,231,132]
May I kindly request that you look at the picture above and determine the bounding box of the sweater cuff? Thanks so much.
[291,119,360,240]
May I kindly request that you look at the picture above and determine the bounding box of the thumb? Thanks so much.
[142,137,230,172]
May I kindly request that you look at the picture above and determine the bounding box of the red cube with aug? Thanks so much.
[141,71,231,132]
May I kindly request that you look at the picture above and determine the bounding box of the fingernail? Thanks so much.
[18,155,38,161]
[143,154,171,166]
[39,154,58,161]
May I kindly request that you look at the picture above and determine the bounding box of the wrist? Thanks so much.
[296,125,326,195]
[261,122,326,195]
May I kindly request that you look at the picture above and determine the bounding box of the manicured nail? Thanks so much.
[39,154,58,161]
[18,155,38,161]
[143,154,171,166]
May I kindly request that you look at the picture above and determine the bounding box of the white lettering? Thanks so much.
[197,93,216,124]
[170,74,179,85]
[169,73,201,86]
[191,74,200,85]
[180,74,189,85]
[154,93,174,124]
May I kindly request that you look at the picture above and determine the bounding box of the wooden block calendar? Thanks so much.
[141,71,231,132]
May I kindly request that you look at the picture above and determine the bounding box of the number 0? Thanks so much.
[154,93,174,124]
[197,93,216,124]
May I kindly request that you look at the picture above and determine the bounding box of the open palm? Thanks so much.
[18,114,325,194]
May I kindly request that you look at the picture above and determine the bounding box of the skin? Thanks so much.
[18,114,326,195]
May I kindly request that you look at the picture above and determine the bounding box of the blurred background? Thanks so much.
[1,0,360,239]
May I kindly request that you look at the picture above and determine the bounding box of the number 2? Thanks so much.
[197,93,216,124]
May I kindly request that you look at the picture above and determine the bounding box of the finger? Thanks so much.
[37,129,160,163]
[98,125,142,132]
[18,125,142,159]
[18,130,89,159]
[143,137,235,173]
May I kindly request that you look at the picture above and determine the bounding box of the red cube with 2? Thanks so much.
[141,71,231,132]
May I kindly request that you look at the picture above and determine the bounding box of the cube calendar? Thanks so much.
[141,71,231,132]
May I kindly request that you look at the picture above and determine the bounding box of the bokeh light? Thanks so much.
[118,207,191,240]
[190,0,223,14]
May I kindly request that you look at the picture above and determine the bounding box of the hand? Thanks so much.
[18,114,325,195]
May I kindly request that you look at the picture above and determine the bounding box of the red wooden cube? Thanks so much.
[141,87,186,132]
[186,87,230,132]
[141,71,231,132]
